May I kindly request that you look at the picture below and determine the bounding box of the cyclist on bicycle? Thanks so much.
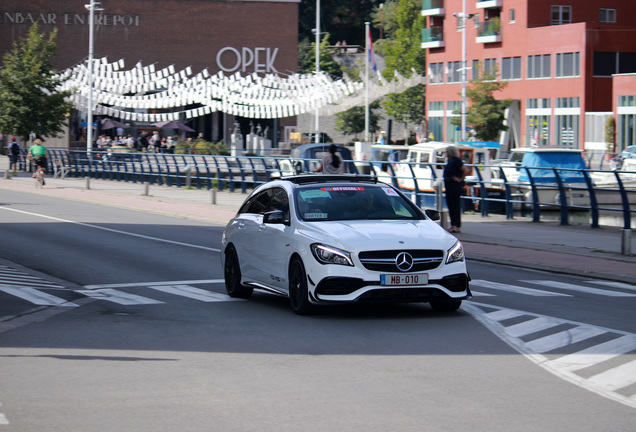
[28,139,49,177]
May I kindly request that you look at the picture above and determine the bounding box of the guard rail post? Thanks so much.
[553,168,569,226]
[435,180,448,230]
[622,229,632,255]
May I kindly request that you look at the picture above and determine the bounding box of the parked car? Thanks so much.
[221,174,471,314]
[274,143,357,175]
[621,145,636,159]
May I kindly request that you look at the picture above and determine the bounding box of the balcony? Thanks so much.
[421,27,445,49]
[422,0,445,17]
[476,0,503,8]
[476,19,502,43]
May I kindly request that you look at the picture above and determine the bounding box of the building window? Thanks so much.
[556,52,580,77]
[551,5,572,25]
[446,101,461,142]
[502,57,522,80]
[527,98,551,109]
[556,97,579,108]
[428,62,445,84]
[555,97,580,147]
[509,9,516,24]
[599,8,616,23]
[447,61,462,83]
[428,102,444,141]
[593,52,636,76]
[472,58,496,79]
[527,54,551,79]
[618,113,636,149]
[620,96,636,107]
[526,98,551,146]
[527,116,551,146]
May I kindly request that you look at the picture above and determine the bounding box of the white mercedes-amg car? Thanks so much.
[221,175,471,314]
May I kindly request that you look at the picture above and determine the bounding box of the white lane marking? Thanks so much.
[586,359,636,392]
[523,280,636,297]
[585,280,636,291]
[0,413,8,425]
[0,207,220,252]
[471,279,571,296]
[0,285,77,307]
[547,335,636,372]
[505,316,563,338]
[76,289,164,305]
[468,291,496,297]
[525,326,607,353]
[485,309,525,322]
[147,285,243,302]
[84,279,225,290]
[466,301,636,409]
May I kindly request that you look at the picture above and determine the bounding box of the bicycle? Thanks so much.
[33,165,45,187]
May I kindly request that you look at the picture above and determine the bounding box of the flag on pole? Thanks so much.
[367,27,377,73]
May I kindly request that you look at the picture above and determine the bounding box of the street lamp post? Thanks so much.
[453,0,477,142]
[314,0,320,144]
[85,0,103,152]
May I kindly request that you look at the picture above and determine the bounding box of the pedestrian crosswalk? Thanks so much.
[76,283,243,305]
[464,302,636,409]
[1,267,636,308]
[0,265,77,307]
[2,265,636,409]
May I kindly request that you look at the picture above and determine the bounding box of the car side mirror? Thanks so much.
[263,210,289,225]
[424,209,440,221]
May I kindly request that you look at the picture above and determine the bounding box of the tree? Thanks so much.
[452,63,511,142]
[382,84,426,140]
[299,0,381,47]
[335,101,382,140]
[298,34,343,78]
[0,24,72,142]
[380,0,426,80]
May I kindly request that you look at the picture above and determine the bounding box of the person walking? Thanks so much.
[8,137,21,175]
[314,144,345,174]
[443,145,469,233]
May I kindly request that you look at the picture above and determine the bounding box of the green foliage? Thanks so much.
[175,139,229,155]
[0,24,72,142]
[298,34,343,78]
[299,0,381,46]
[605,117,616,153]
[451,63,511,142]
[382,84,426,127]
[335,101,382,139]
[381,0,426,80]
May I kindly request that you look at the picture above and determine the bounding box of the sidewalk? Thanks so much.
[1,156,635,285]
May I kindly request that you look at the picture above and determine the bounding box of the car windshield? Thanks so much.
[294,184,422,221]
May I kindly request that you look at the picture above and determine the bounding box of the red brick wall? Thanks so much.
[0,0,299,76]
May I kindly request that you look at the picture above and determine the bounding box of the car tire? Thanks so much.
[289,257,313,315]
[429,300,462,313]
[224,246,253,299]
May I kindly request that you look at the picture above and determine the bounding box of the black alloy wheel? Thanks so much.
[289,257,313,315]
[224,246,253,299]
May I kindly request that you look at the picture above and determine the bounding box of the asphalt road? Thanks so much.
[1,191,635,431]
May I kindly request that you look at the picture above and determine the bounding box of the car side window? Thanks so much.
[239,190,271,215]
[269,187,290,219]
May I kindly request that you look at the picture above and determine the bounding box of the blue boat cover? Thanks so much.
[518,151,587,183]
[458,141,501,148]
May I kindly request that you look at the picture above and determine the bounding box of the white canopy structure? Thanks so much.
[56,57,425,121]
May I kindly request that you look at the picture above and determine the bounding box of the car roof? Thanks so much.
[279,174,378,186]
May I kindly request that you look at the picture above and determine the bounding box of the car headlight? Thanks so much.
[446,241,465,264]
[310,243,354,266]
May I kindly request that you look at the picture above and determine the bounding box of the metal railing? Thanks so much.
[15,148,636,230]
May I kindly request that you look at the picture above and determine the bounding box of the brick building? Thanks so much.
[421,0,636,154]
[0,0,300,144]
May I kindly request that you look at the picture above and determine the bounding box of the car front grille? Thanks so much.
[358,249,444,272]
